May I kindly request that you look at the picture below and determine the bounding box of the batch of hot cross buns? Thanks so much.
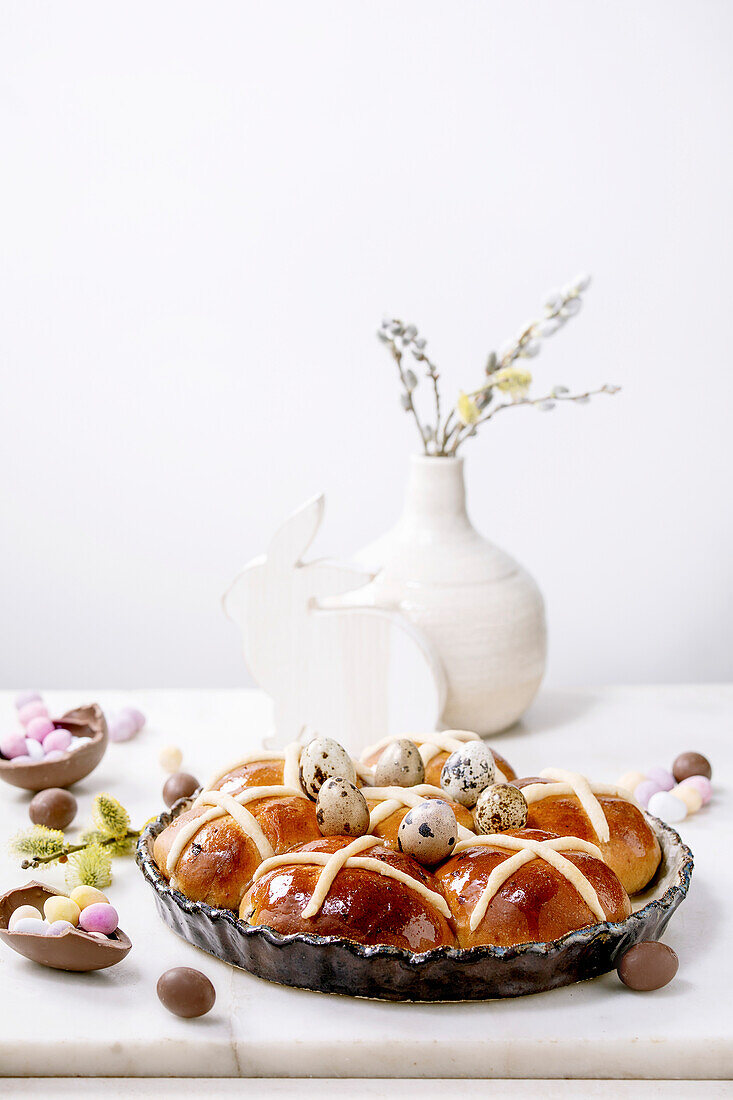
[153,731,661,953]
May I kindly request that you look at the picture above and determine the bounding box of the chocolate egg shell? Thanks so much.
[672,751,712,783]
[397,799,458,865]
[157,966,216,1018]
[374,739,425,788]
[299,737,356,800]
[440,741,495,807]
[315,777,369,837]
[474,783,528,835]
[163,772,201,808]
[0,882,131,972]
[0,704,108,792]
[29,788,77,830]
[617,941,679,991]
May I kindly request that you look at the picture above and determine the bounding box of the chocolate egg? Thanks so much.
[374,739,425,788]
[474,783,528,834]
[672,751,712,783]
[299,736,356,800]
[397,799,458,865]
[163,772,201,808]
[157,966,216,1018]
[29,788,77,830]
[440,741,495,807]
[617,941,678,991]
[315,777,369,837]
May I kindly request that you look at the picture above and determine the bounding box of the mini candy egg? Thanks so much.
[69,737,92,752]
[315,777,370,837]
[440,741,495,808]
[374,739,425,787]
[44,895,81,927]
[110,715,139,743]
[26,716,55,742]
[15,691,42,711]
[673,784,703,814]
[646,767,675,792]
[618,941,678,991]
[299,736,356,800]
[679,775,712,805]
[10,755,33,764]
[634,779,663,809]
[79,902,118,935]
[43,751,66,762]
[618,770,646,793]
[23,738,45,761]
[672,751,712,783]
[119,706,146,732]
[29,788,78,829]
[42,729,72,754]
[8,905,43,931]
[397,799,458,865]
[159,745,183,773]
[0,732,28,760]
[18,701,49,727]
[10,917,47,935]
[157,967,216,1018]
[647,790,687,824]
[46,920,74,937]
[474,783,528,834]
[163,772,201,808]
[70,885,109,910]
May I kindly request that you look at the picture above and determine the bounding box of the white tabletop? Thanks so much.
[0,686,730,1081]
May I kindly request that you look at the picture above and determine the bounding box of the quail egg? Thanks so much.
[474,783,528,834]
[299,736,356,800]
[440,740,495,807]
[397,799,458,865]
[315,777,370,837]
[374,738,425,787]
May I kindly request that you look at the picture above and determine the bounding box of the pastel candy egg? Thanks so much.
[15,691,42,710]
[46,920,74,937]
[646,767,675,792]
[26,716,55,742]
[42,729,72,754]
[673,784,703,813]
[159,745,184,773]
[43,751,66,762]
[120,706,146,732]
[647,790,687,824]
[618,770,646,793]
[44,896,81,927]
[397,799,458,865]
[8,905,43,931]
[316,777,370,837]
[70,885,109,910]
[634,779,663,808]
[23,738,45,761]
[299,737,356,800]
[69,737,92,752]
[474,783,528,834]
[374,739,425,787]
[10,917,48,935]
[1,732,30,760]
[18,701,49,727]
[440,741,495,807]
[110,715,138,743]
[10,755,33,764]
[79,903,118,935]
[680,775,712,805]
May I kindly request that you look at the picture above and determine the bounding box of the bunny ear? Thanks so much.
[267,494,325,566]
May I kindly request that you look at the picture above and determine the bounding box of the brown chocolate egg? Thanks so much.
[672,752,712,783]
[617,941,679,991]
[162,772,200,808]
[28,788,77,830]
[157,966,216,1018]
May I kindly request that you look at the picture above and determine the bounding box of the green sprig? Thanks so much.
[92,793,131,839]
[10,826,66,860]
[65,843,113,890]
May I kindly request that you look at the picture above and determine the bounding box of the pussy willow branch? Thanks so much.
[19,829,141,870]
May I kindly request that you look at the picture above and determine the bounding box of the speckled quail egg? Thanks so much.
[374,738,425,787]
[316,777,370,837]
[397,799,458,866]
[440,740,495,807]
[299,736,357,800]
[473,783,528,834]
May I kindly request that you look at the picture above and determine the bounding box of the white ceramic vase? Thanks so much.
[355,455,547,735]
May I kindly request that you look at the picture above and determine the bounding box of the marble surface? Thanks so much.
[0,686,730,1080]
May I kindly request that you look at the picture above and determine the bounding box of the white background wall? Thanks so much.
[2,0,731,690]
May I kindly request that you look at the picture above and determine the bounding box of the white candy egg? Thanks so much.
[299,736,356,800]
[440,741,495,807]
[397,799,458,865]
[315,777,370,837]
[8,905,42,931]
[374,739,425,787]
[647,790,687,824]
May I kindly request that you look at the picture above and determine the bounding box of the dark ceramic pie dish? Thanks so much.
[136,800,693,1001]
[0,704,108,792]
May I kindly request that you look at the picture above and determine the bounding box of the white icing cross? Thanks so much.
[360,784,476,841]
[359,730,509,783]
[521,768,641,846]
[451,833,607,932]
[251,834,452,920]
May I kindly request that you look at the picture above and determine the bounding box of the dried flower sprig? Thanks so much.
[378,273,620,456]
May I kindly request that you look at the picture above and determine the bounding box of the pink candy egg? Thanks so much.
[43,750,67,762]
[120,706,146,732]
[646,767,675,792]
[79,903,118,935]
[109,715,138,743]
[10,755,34,764]
[18,701,49,728]
[42,729,72,754]
[26,716,55,742]
[14,691,43,711]
[1,732,30,760]
[634,779,663,808]
[47,920,74,937]
[680,775,712,805]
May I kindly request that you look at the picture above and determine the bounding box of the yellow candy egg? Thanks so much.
[618,770,646,793]
[43,895,81,927]
[673,784,703,814]
[70,885,109,910]
[159,745,183,773]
